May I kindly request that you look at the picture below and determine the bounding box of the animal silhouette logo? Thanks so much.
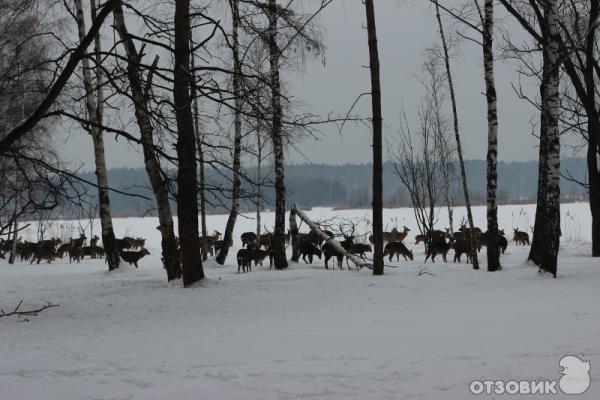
[559,355,591,395]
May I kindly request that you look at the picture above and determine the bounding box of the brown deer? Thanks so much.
[369,226,411,244]
[119,248,150,268]
[69,246,83,263]
[90,235,100,247]
[236,248,252,273]
[322,241,345,269]
[513,228,530,245]
[424,237,452,263]
[30,247,59,264]
[383,241,413,261]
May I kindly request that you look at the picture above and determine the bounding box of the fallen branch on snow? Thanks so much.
[0,300,60,318]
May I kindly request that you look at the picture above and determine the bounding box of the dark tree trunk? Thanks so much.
[483,0,501,272]
[216,0,243,265]
[289,207,300,262]
[190,52,208,260]
[267,0,288,269]
[174,0,204,286]
[584,0,600,257]
[589,124,600,257]
[364,0,384,276]
[113,0,180,280]
[434,0,479,270]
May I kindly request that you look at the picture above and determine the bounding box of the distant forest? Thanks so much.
[76,158,589,217]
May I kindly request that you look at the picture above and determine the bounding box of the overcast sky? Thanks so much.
[55,0,550,172]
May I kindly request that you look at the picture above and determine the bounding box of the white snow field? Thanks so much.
[1,203,599,399]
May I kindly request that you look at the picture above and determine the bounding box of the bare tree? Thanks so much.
[364,0,384,276]
[433,0,479,269]
[113,0,181,280]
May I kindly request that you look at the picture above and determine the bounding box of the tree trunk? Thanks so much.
[584,0,600,257]
[482,0,501,272]
[256,124,262,248]
[364,0,384,276]
[75,0,119,270]
[8,183,19,264]
[267,0,288,269]
[190,37,208,261]
[289,206,300,262]
[113,0,180,280]
[588,122,600,257]
[434,0,479,270]
[216,0,243,265]
[539,0,560,277]
[174,0,204,286]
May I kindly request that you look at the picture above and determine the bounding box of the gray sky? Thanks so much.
[56,0,546,172]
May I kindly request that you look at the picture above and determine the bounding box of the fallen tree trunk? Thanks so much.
[290,204,369,270]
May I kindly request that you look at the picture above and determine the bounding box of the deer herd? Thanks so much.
[0,232,151,267]
[0,222,532,273]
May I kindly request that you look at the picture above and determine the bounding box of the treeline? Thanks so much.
[73,158,588,217]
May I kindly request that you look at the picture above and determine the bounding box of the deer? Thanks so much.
[322,241,345,269]
[119,248,150,268]
[69,245,83,263]
[478,230,508,254]
[240,232,257,248]
[424,236,452,263]
[369,226,411,245]
[30,247,59,264]
[383,241,413,261]
[70,232,87,248]
[513,228,530,245]
[236,248,253,273]
[299,239,322,264]
[124,237,146,250]
[90,235,100,247]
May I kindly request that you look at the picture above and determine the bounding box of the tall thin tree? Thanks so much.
[74,0,119,270]
[216,0,243,265]
[433,0,479,270]
[364,0,384,275]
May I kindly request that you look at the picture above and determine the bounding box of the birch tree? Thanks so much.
[216,0,243,265]
[74,0,119,270]
[500,0,561,276]
[266,0,287,269]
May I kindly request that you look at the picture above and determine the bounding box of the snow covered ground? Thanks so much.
[1,203,599,399]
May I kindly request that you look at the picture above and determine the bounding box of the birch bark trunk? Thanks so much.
[482,0,501,272]
[539,0,560,277]
[75,0,119,270]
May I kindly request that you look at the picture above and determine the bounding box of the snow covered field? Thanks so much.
[1,203,599,399]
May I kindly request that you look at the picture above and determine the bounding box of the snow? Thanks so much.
[1,203,599,399]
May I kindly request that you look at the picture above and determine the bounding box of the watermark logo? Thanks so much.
[470,355,591,396]
[559,355,591,395]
